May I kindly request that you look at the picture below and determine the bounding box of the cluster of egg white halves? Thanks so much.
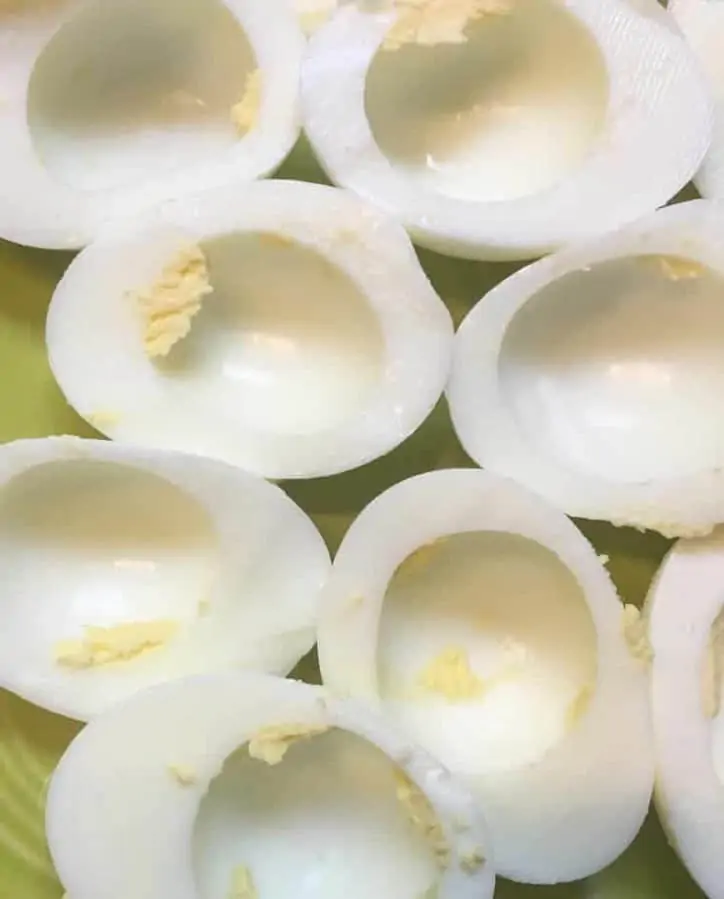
[1,0,724,897]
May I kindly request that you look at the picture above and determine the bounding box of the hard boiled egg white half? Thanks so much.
[448,199,724,536]
[318,469,654,884]
[47,673,495,899]
[0,437,330,721]
[47,179,453,480]
[0,0,303,249]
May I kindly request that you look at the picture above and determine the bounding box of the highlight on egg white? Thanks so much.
[0,437,330,721]
[0,0,304,250]
[46,179,453,480]
[648,526,724,899]
[46,673,495,899]
[301,0,712,261]
[448,199,724,537]
[317,469,654,884]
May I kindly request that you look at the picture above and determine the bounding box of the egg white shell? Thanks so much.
[46,672,495,899]
[648,527,724,899]
[448,199,724,536]
[46,179,453,481]
[318,469,654,884]
[301,0,711,261]
[0,437,330,721]
[0,0,303,250]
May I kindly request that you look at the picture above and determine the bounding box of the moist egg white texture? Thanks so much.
[301,0,712,261]
[448,199,724,537]
[318,469,654,884]
[46,179,453,480]
[648,526,724,899]
[46,673,495,899]
[0,437,330,721]
[0,0,303,250]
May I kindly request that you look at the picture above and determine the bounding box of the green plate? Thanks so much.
[0,141,707,899]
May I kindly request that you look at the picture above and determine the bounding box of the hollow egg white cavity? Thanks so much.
[318,469,654,884]
[302,0,712,261]
[47,179,453,481]
[448,199,724,537]
[0,437,330,721]
[46,672,495,899]
[0,0,303,250]
[648,526,724,899]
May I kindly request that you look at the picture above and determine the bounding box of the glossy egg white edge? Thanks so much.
[0,0,303,250]
[46,178,453,481]
[301,0,712,261]
[648,526,724,899]
[46,672,495,899]
[317,468,654,884]
[0,436,330,721]
[448,198,724,537]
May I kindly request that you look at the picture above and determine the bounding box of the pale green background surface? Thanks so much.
[0,141,706,898]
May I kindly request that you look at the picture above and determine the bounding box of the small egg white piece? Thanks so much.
[318,469,654,884]
[0,437,330,721]
[302,0,712,261]
[648,526,724,899]
[46,179,453,480]
[0,0,303,249]
[448,199,724,537]
[46,673,495,899]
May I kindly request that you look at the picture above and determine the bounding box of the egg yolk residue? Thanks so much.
[248,722,330,766]
[231,69,262,134]
[168,763,198,787]
[418,646,485,701]
[383,0,512,51]
[395,769,450,867]
[621,604,653,665]
[655,254,706,282]
[395,538,447,578]
[54,620,179,670]
[229,865,257,899]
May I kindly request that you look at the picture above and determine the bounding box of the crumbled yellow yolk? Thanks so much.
[655,255,706,282]
[86,410,120,431]
[383,0,511,51]
[134,245,213,359]
[168,763,197,787]
[231,69,262,134]
[248,722,330,765]
[395,769,450,866]
[621,604,653,664]
[461,848,486,873]
[418,646,485,701]
[229,865,257,899]
[565,683,594,728]
[55,620,179,670]
[395,539,447,578]
[702,610,724,718]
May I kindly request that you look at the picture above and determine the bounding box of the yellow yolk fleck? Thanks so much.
[621,604,653,664]
[383,0,511,51]
[395,770,450,866]
[87,410,120,431]
[258,231,295,249]
[461,849,486,873]
[232,69,262,134]
[396,539,447,578]
[55,620,179,670]
[418,646,485,701]
[248,722,330,765]
[565,683,594,728]
[656,255,706,282]
[229,865,257,899]
[168,764,197,787]
[135,244,213,359]
[702,609,724,718]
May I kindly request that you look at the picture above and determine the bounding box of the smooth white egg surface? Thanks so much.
[46,673,495,899]
[318,469,654,884]
[302,0,712,260]
[46,179,453,480]
[0,0,303,249]
[0,437,330,721]
[649,526,724,899]
[448,199,724,536]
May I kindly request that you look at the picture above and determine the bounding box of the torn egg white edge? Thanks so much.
[447,198,724,538]
[301,0,712,261]
[647,527,724,899]
[45,178,454,481]
[0,436,330,721]
[317,468,654,884]
[46,672,495,899]
[0,0,304,250]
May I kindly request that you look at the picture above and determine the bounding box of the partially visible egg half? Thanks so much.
[648,526,724,899]
[0,437,330,721]
[46,179,453,480]
[0,0,303,249]
[318,469,654,884]
[46,672,495,899]
[448,199,724,537]
[302,0,712,260]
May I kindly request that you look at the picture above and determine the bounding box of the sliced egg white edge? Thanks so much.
[301,0,712,261]
[448,198,724,537]
[0,0,303,250]
[317,468,654,884]
[46,178,453,481]
[0,436,330,721]
[46,672,495,899]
